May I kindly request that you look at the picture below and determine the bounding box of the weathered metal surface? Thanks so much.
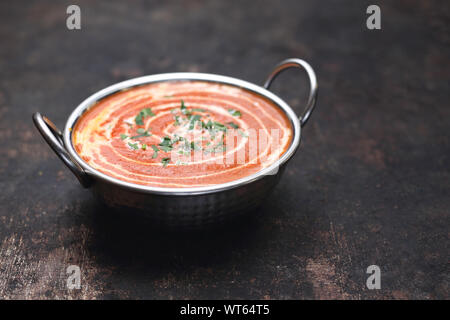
[0,0,448,299]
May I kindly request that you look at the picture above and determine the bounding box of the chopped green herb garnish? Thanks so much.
[159,145,172,152]
[180,100,191,116]
[191,141,200,150]
[204,120,213,130]
[191,108,206,112]
[159,136,173,152]
[128,142,139,150]
[135,108,155,125]
[135,114,144,125]
[142,108,155,117]
[173,115,181,126]
[213,121,227,132]
[130,129,151,139]
[120,134,128,140]
[227,122,239,129]
[141,144,147,150]
[151,145,159,158]
[188,115,201,130]
[228,109,242,117]
[161,157,170,167]
[159,136,172,145]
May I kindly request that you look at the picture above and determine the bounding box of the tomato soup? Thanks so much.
[72,81,293,187]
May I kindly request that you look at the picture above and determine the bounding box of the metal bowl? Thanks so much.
[33,58,318,227]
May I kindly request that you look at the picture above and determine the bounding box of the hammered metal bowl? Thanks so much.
[33,58,318,228]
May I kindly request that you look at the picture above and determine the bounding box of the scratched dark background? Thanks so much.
[0,0,448,299]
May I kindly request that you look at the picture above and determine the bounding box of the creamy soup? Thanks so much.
[72,81,293,187]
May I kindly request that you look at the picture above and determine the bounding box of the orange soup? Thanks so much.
[72,81,293,187]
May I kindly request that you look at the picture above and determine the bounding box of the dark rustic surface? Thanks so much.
[0,0,448,299]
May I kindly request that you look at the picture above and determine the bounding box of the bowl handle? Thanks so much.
[32,112,92,188]
[263,58,318,127]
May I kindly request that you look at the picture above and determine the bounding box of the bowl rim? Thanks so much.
[63,72,301,195]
